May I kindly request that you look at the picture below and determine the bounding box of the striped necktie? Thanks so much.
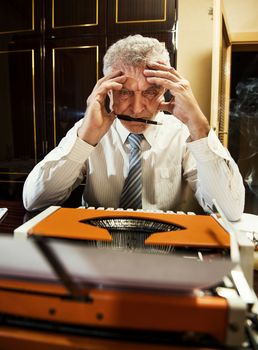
[119,133,144,210]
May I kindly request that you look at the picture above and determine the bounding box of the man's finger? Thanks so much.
[147,62,183,79]
[144,69,180,83]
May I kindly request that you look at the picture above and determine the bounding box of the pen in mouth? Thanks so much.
[117,114,162,125]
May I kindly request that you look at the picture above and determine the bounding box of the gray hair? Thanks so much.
[103,34,170,75]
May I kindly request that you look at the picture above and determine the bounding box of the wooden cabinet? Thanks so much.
[0,0,177,200]
[44,36,106,151]
[107,0,176,33]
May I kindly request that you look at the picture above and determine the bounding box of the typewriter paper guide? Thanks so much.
[20,207,230,248]
[0,236,235,292]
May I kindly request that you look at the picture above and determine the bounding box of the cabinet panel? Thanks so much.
[0,49,36,162]
[0,40,43,199]
[53,0,97,28]
[45,38,105,149]
[45,0,106,37]
[107,0,176,34]
[0,0,41,36]
[117,0,166,22]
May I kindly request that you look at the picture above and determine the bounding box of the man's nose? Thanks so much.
[131,92,145,114]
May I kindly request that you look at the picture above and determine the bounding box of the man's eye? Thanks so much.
[142,89,159,97]
[119,89,132,96]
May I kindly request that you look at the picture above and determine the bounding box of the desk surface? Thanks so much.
[1,200,258,295]
[0,200,35,234]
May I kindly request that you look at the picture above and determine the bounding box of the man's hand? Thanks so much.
[144,62,210,140]
[78,71,126,146]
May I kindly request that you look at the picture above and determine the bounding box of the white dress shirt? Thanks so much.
[23,112,245,221]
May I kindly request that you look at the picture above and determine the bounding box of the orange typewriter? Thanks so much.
[0,206,257,349]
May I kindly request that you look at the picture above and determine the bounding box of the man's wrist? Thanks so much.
[188,125,210,141]
[78,127,99,146]
[186,114,210,141]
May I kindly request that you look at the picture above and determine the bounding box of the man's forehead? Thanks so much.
[122,78,158,92]
[122,65,144,77]
[120,66,152,90]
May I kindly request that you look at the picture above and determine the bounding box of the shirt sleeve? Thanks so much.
[23,119,94,211]
[185,129,245,221]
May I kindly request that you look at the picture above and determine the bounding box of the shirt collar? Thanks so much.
[116,118,130,144]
